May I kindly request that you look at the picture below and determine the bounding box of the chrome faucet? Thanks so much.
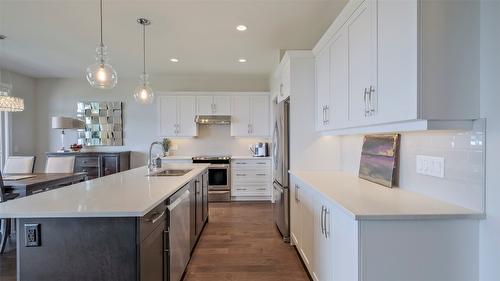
[148,141,164,171]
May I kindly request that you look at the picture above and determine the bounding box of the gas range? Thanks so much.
[192,156,231,202]
[192,155,231,164]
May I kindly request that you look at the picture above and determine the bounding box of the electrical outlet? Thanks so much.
[416,155,445,178]
[24,224,41,247]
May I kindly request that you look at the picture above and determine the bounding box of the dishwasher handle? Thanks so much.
[168,190,190,211]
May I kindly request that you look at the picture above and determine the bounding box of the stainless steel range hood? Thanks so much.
[195,115,231,125]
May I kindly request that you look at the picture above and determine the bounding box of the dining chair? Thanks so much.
[3,156,36,174]
[0,171,20,254]
[45,156,75,173]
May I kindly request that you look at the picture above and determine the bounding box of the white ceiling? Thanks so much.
[0,0,347,78]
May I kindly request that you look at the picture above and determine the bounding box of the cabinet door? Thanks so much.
[102,155,119,176]
[313,196,333,281]
[231,96,251,137]
[377,0,418,123]
[316,45,331,131]
[250,95,270,136]
[290,180,302,247]
[159,96,178,136]
[195,177,204,235]
[278,60,291,103]
[348,0,378,126]
[299,183,315,270]
[213,96,231,115]
[177,96,197,137]
[197,96,214,115]
[329,27,349,129]
[202,171,209,222]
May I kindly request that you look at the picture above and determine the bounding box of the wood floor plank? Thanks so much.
[183,202,310,281]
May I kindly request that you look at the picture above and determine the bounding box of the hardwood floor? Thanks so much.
[183,202,310,281]
[0,235,16,281]
[0,202,310,281]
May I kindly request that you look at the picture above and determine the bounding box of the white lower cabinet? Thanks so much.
[290,174,477,281]
[231,159,271,200]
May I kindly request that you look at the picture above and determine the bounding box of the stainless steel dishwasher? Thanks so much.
[166,186,191,281]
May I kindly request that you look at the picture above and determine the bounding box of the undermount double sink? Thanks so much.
[148,169,192,177]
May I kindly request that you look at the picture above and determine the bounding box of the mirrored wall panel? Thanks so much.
[76,101,123,146]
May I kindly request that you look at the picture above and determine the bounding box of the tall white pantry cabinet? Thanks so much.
[314,0,480,134]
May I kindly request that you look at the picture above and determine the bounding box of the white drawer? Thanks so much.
[233,171,270,184]
[232,159,271,170]
[232,185,270,196]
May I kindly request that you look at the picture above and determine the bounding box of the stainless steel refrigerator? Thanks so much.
[273,98,290,242]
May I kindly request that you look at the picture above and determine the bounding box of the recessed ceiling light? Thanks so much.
[236,25,247,31]
[238,58,247,63]
[170,58,179,63]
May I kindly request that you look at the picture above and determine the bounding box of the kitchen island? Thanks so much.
[0,164,210,281]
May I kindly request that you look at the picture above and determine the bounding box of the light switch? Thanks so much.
[416,155,445,178]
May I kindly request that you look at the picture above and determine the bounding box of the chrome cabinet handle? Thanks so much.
[321,205,325,235]
[256,173,267,176]
[256,188,266,191]
[236,188,247,191]
[324,207,330,238]
[280,83,284,96]
[236,173,247,176]
[147,210,166,224]
[325,105,329,125]
[322,105,326,125]
[295,184,300,202]
[369,86,375,115]
[364,88,369,117]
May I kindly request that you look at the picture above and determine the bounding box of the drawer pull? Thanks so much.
[236,188,247,191]
[236,162,247,165]
[236,173,247,176]
[257,162,267,165]
[256,174,267,176]
[147,211,166,224]
[256,188,267,191]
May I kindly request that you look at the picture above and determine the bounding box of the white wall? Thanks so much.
[5,71,36,156]
[479,0,500,280]
[34,74,269,171]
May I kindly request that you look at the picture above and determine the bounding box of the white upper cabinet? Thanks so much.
[276,58,291,103]
[316,27,349,131]
[315,45,330,131]
[158,96,197,137]
[196,95,231,115]
[347,0,378,126]
[250,96,270,136]
[231,95,270,137]
[329,27,349,129]
[313,0,480,134]
[196,96,214,115]
[159,96,179,137]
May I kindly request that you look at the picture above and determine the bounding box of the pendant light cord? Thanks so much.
[100,0,103,47]
[143,23,146,76]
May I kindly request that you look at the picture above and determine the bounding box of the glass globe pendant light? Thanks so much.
[86,0,117,89]
[133,18,154,104]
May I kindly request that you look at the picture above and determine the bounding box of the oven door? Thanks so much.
[207,164,230,190]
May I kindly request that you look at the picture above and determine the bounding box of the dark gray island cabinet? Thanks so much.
[0,165,210,281]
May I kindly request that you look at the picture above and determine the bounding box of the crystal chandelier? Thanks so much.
[86,0,117,89]
[0,69,24,112]
[133,18,154,104]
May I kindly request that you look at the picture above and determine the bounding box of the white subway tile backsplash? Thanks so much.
[340,120,485,212]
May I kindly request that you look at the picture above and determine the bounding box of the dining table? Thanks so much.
[3,172,87,198]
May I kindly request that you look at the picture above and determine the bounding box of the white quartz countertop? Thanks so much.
[0,164,209,218]
[289,170,483,220]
